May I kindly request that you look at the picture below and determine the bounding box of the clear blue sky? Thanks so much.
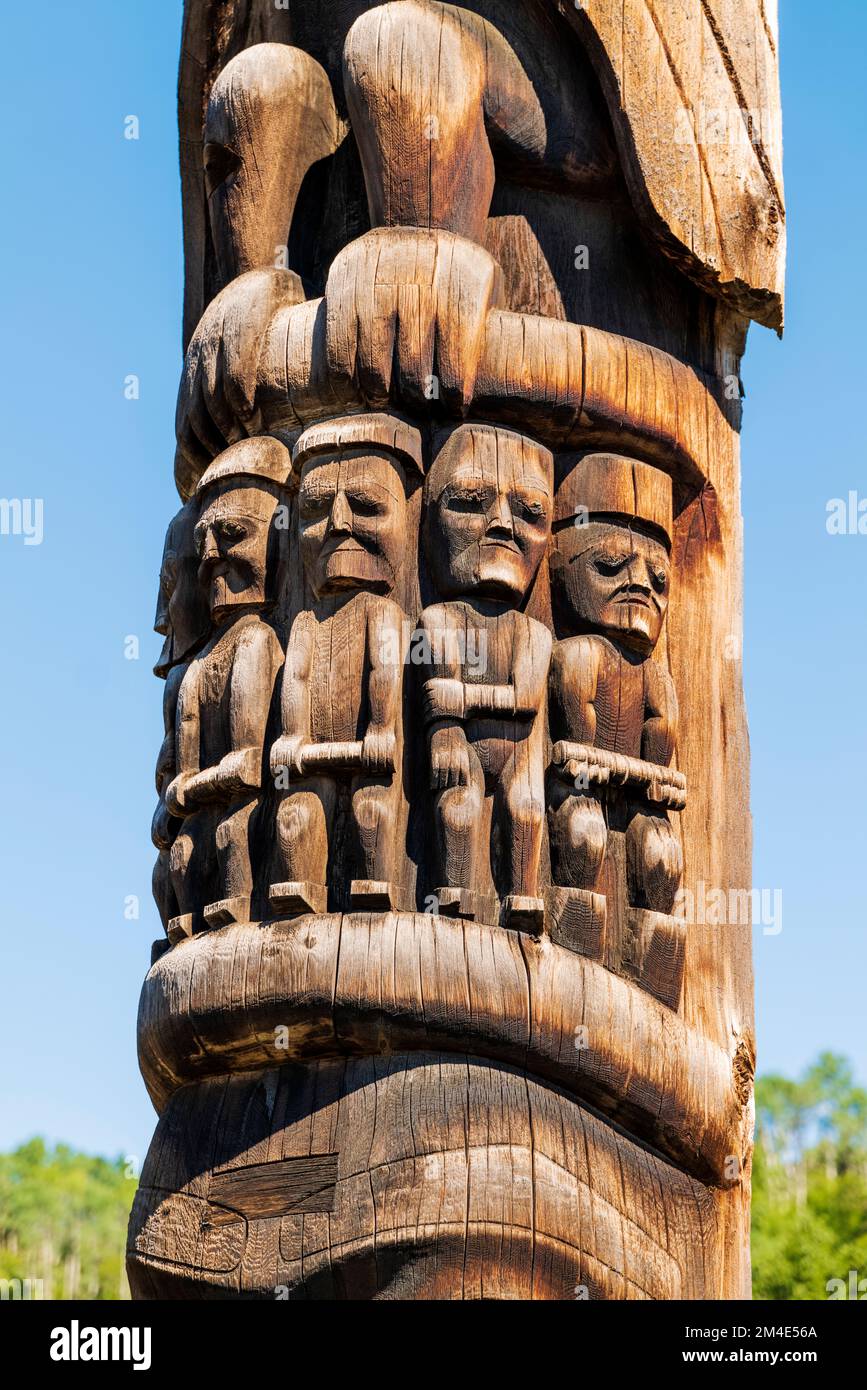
[0,0,863,1166]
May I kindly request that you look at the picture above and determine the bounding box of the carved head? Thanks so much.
[194,437,291,623]
[294,415,420,600]
[553,454,673,655]
[425,424,553,603]
[154,502,210,676]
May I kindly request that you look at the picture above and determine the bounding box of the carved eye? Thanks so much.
[446,489,490,513]
[594,553,632,576]
[348,493,383,517]
[513,496,546,522]
[300,492,331,521]
[216,519,247,543]
[651,568,668,592]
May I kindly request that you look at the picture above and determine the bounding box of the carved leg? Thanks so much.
[349,774,405,910]
[547,784,608,891]
[626,809,683,914]
[271,776,338,916]
[168,809,218,942]
[205,44,338,286]
[205,796,257,928]
[433,746,484,917]
[624,808,686,1008]
[545,780,609,956]
[498,751,545,932]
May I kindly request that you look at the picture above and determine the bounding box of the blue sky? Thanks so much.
[0,0,863,1165]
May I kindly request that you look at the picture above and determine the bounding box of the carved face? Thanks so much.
[298,451,408,598]
[154,504,210,672]
[554,519,671,654]
[426,426,553,602]
[195,482,278,621]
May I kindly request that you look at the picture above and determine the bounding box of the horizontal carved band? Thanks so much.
[178,254,735,499]
[138,913,751,1187]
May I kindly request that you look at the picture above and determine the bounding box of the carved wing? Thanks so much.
[561,0,785,328]
[178,0,784,344]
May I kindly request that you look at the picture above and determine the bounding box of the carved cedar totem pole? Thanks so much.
[129,0,784,1299]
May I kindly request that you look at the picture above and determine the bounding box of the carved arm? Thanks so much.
[551,740,687,810]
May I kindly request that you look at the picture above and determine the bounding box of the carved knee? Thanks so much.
[506,784,545,835]
[205,44,338,285]
[276,791,316,846]
[551,794,607,890]
[437,783,483,838]
[169,831,192,879]
[627,813,683,914]
[353,782,395,838]
[215,806,245,854]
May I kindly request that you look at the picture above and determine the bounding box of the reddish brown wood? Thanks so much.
[131,0,784,1300]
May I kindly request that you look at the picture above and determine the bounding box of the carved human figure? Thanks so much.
[419,422,552,932]
[164,437,289,938]
[548,453,684,915]
[269,415,420,916]
[150,502,211,931]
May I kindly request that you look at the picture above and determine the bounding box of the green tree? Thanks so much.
[752,1053,867,1299]
[0,1138,137,1299]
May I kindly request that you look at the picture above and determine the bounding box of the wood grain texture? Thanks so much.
[557,0,784,328]
[135,0,782,1299]
[136,913,752,1187]
[178,0,783,345]
[128,1057,745,1299]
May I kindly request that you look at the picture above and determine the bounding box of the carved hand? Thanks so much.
[164,774,190,818]
[429,723,471,791]
[325,229,500,412]
[362,728,397,775]
[423,678,465,724]
[214,748,261,798]
[270,735,308,781]
[563,758,612,789]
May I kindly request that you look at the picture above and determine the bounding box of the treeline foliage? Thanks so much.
[0,1053,864,1300]
[752,1053,867,1299]
[0,1138,136,1299]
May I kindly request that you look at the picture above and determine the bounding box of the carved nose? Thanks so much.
[199,530,220,566]
[622,555,651,595]
[485,496,514,538]
[328,491,353,534]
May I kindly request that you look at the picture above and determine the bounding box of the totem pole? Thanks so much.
[130,0,784,1299]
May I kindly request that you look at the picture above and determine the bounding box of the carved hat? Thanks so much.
[291,413,424,486]
[555,452,673,548]
[195,435,292,497]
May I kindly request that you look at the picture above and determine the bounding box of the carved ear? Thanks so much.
[205,43,340,289]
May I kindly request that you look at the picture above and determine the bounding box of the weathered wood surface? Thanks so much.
[131,0,783,1300]
[137,914,751,1185]
[178,0,784,346]
[129,1057,742,1299]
